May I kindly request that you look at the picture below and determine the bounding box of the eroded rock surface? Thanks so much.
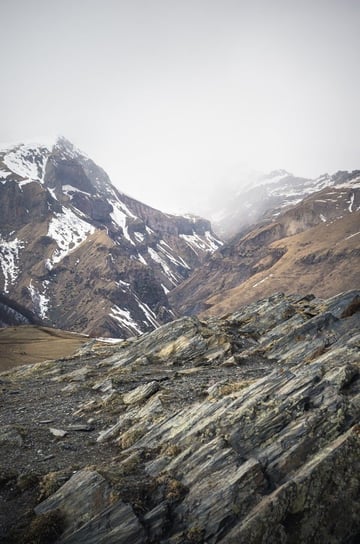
[0,291,359,543]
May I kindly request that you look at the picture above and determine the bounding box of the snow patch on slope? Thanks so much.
[47,207,95,265]
[134,232,145,243]
[62,184,91,197]
[138,301,159,328]
[336,177,360,189]
[47,187,58,200]
[110,305,143,336]
[112,283,160,333]
[110,199,137,245]
[179,231,222,254]
[348,193,354,213]
[53,138,89,161]
[0,236,24,293]
[29,280,50,319]
[253,274,274,288]
[148,247,180,285]
[132,291,160,328]
[137,253,148,266]
[345,231,360,240]
[0,169,11,183]
[158,240,190,269]
[3,144,49,183]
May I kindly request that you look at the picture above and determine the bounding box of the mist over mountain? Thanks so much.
[170,171,360,316]
[200,168,360,239]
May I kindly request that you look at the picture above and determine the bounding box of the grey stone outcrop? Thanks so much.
[1,290,359,543]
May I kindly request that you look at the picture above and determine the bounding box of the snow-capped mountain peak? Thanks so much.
[0,138,222,337]
[0,143,50,185]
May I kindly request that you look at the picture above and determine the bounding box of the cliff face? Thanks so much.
[1,290,359,543]
[0,138,222,337]
[169,178,360,317]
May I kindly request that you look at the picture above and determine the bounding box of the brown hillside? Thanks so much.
[202,213,360,316]
[0,326,88,371]
[169,185,360,317]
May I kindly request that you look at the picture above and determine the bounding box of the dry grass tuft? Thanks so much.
[23,509,65,544]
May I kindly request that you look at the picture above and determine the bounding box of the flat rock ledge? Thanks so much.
[0,290,359,543]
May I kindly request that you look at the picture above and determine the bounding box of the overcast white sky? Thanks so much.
[1,0,359,214]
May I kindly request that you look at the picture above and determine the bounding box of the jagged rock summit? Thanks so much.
[0,290,359,543]
[0,137,222,337]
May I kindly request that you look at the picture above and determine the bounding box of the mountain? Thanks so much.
[1,139,359,543]
[1,290,359,543]
[0,138,222,337]
[169,173,360,317]
[208,168,360,238]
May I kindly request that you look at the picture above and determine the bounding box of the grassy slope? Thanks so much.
[202,214,360,317]
[0,326,88,371]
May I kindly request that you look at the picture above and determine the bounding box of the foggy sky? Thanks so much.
[1,0,359,214]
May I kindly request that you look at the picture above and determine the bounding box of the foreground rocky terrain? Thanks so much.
[0,290,359,543]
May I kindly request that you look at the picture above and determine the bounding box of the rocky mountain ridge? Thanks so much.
[208,168,360,238]
[0,289,359,543]
[170,175,360,317]
[0,138,222,337]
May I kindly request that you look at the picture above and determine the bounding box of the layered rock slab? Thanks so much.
[0,291,359,543]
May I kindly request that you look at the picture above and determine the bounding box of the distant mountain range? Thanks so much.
[207,168,360,238]
[0,137,222,337]
[170,172,360,316]
[1,137,359,337]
